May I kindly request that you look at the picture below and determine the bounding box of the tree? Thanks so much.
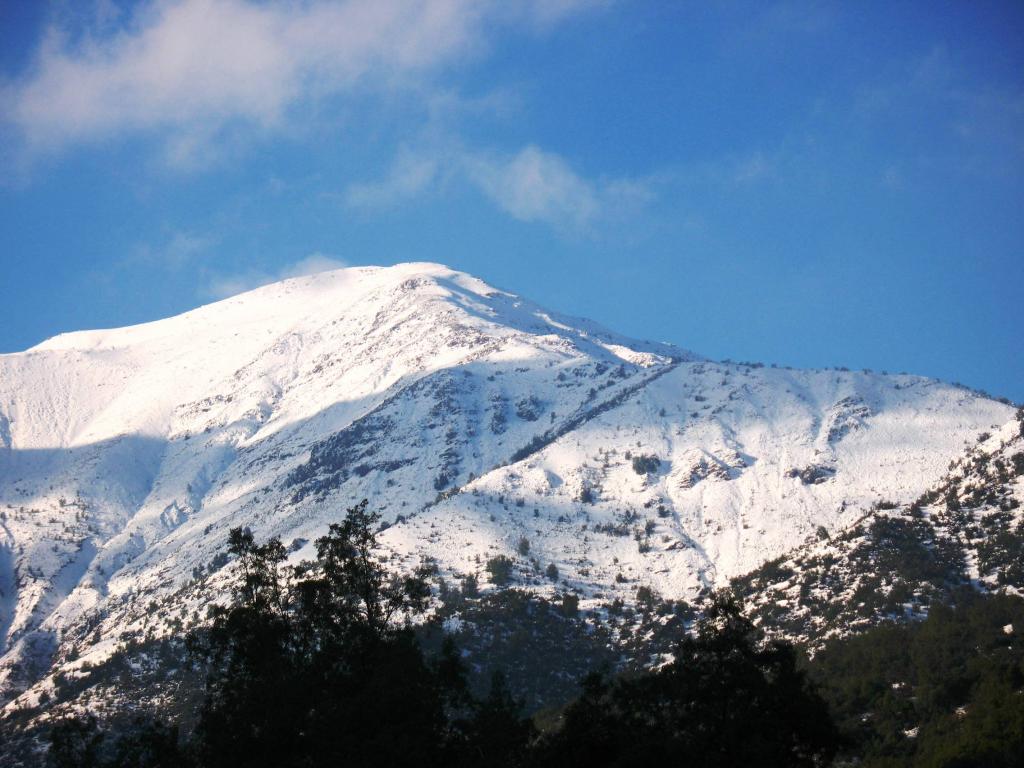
[631,454,661,476]
[48,715,183,768]
[809,590,1024,766]
[534,595,839,767]
[456,672,535,768]
[291,499,431,639]
[49,716,104,768]
[43,505,850,768]
[42,501,540,768]
[486,555,515,586]
[189,524,297,767]
[559,593,579,618]
[185,500,525,767]
[106,718,184,768]
[180,501,438,766]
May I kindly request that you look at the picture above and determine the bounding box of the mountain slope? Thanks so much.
[0,262,1013,708]
[732,410,1024,645]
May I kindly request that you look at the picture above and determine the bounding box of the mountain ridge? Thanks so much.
[0,262,1014,712]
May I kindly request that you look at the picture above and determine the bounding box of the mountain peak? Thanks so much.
[26,261,471,354]
[25,261,691,366]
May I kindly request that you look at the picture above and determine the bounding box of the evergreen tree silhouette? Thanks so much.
[532,594,839,767]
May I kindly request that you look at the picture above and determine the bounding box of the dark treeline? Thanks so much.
[47,501,838,768]
[808,589,1024,767]
[44,501,1024,767]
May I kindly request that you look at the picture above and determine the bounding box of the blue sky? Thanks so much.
[1,0,1022,401]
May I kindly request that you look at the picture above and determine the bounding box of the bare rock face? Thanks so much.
[673,448,747,489]
[786,465,836,485]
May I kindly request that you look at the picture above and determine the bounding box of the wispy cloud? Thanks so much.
[2,0,597,165]
[345,147,442,208]
[722,0,837,59]
[132,230,217,268]
[851,46,1024,172]
[346,143,651,232]
[728,152,776,185]
[463,146,601,228]
[204,253,348,299]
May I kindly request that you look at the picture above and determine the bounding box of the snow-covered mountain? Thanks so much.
[0,262,1013,707]
[734,410,1024,645]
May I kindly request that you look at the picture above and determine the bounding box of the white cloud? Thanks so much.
[463,145,599,228]
[727,152,776,185]
[204,252,348,298]
[839,45,1024,183]
[2,0,596,161]
[345,147,441,208]
[346,143,651,231]
[468,146,655,229]
[281,253,349,278]
[204,272,268,299]
[133,230,217,267]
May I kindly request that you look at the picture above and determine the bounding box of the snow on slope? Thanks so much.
[0,262,1012,703]
[732,412,1024,645]
[388,361,1009,600]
